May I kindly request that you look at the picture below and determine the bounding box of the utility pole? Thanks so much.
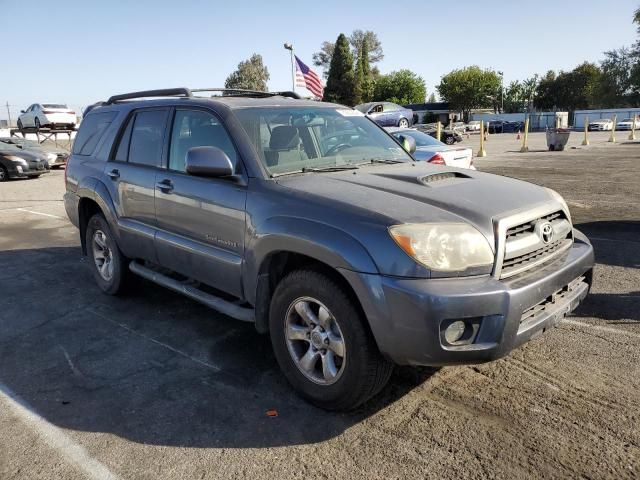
[5,102,11,128]
[284,43,295,92]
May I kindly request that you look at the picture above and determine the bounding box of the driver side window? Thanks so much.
[370,104,383,114]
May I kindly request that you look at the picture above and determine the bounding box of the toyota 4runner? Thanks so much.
[64,88,594,410]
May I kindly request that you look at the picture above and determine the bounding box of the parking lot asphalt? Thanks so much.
[1,131,639,480]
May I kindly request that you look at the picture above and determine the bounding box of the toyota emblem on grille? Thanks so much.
[540,222,554,244]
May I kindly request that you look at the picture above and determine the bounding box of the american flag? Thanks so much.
[295,56,324,99]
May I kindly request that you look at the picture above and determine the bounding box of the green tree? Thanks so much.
[313,30,383,76]
[372,69,426,105]
[436,66,501,120]
[535,63,602,111]
[427,92,437,103]
[224,54,270,91]
[323,34,356,106]
[353,39,374,104]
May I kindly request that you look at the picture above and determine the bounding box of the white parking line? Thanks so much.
[15,207,64,219]
[563,318,640,339]
[0,382,121,480]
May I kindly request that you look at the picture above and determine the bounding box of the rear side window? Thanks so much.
[72,112,117,156]
[127,110,168,166]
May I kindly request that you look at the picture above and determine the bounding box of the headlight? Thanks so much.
[389,223,494,272]
[5,155,27,165]
[47,153,57,161]
[546,188,571,223]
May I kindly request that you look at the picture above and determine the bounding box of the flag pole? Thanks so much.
[284,43,295,92]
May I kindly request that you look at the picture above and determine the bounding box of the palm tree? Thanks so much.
[635,6,640,30]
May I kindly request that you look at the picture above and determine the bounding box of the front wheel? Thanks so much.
[445,135,455,145]
[85,213,133,295]
[0,166,8,182]
[17,119,23,130]
[398,118,409,128]
[270,269,393,411]
[34,117,41,129]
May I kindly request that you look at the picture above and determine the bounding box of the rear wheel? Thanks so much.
[398,118,409,128]
[270,269,393,411]
[85,213,132,295]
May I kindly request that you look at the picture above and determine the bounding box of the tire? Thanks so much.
[398,118,409,128]
[269,269,393,411]
[34,117,41,129]
[85,213,132,295]
[17,119,23,130]
[445,135,455,145]
[0,166,8,182]
[549,145,555,151]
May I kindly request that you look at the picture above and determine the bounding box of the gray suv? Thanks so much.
[64,88,594,410]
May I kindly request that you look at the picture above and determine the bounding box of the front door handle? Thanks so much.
[107,169,120,180]
[155,179,174,193]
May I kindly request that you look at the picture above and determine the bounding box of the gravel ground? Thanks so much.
[0,131,638,479]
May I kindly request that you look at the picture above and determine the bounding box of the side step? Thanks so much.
[129,261,255,323]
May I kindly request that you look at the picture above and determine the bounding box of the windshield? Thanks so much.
[392,129,443,147]
[234,106,413,176]
[354,103,374,113]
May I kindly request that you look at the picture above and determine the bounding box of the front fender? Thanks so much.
[243,216,379,305]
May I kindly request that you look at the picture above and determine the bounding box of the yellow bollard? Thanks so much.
[477,120,487,157]
[608,114,617,143]
[436,121,442,142]
[629,115,637,141]
[582,116,589,146]
[520,118,529,152]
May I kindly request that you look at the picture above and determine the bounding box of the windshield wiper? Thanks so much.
[301,165,360,173]
[362,158,405,165]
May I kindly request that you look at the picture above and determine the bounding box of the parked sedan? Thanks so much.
[414,124,463,145]
[355,102,413,128]
[387,127,475,169]
[0,137,68,168]
[0,144,50,181]
[466,120,481,132]
[588,119,613,131]
[17,103,77,130]
[488,120,525,134]
[616,118,637,131]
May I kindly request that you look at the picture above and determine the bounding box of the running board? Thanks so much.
[129,261,255,323]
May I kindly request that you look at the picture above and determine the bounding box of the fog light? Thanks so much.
[444,320,466,344]
[16,165,23,173]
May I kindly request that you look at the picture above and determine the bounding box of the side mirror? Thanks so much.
[20,110,25,113]
[398,134,416,154]
[185,146,233,177]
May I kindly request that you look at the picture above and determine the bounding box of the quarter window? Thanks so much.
[168,110,237,172]
[72,111,117,156]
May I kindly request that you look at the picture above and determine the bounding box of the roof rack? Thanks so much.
[191,88,301,99]
[104,87,302,105]
[106,88,192,105]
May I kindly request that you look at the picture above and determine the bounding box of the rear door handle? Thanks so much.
[155,179,174,193]
[107,169,120,180]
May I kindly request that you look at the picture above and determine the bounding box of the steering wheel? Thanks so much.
[325,143,352,156]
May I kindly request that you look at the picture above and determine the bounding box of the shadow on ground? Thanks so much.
[0,246,438,449]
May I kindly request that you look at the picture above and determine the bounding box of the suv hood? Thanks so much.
[275,163,558,242]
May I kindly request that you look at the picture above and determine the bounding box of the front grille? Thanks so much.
[499,210,573,279]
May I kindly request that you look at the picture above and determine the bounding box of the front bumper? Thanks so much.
[341,230,594,366]
[7,162,49,178]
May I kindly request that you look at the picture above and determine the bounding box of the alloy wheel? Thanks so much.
[92,230,114,281]
[285,297,346,385]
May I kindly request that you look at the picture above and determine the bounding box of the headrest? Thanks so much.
[269,126,299,151]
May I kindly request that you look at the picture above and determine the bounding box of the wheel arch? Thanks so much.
[77,180,119,255]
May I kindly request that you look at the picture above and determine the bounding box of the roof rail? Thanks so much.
[191,88,301,99]
[105,87,192,105]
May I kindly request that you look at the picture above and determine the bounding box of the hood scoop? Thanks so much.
[418,171,471,186]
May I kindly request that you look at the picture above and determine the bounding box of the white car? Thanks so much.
[588,119,613,131]
[17,103,77,130]
[387,127,475,170]
[616,118,637,131]
[466,120,481,132]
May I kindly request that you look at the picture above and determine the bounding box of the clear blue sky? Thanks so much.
[0,0,637,119]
